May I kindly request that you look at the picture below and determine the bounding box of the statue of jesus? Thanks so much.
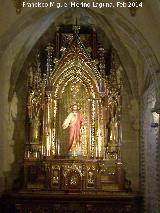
[62,104,84,154]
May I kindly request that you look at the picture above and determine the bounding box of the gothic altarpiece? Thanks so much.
[23,25,125,192]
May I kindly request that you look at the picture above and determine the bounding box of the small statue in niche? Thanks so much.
[110,117,118,142]
[109,115,118,152]
[28,93,41,143]
[62,104,85,156]
[51,170,59,184]
[88,171,95,185]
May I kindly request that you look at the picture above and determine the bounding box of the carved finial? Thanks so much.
[46,43,54,77]
[73,18,80,34]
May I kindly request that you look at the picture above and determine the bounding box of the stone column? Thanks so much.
[152,101,160,213]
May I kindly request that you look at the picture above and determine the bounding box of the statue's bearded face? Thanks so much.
[72,105,78,111]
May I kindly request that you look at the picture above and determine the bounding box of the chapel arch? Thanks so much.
[2,6,159,193]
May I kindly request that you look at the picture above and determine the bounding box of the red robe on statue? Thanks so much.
[62,111,83,151]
